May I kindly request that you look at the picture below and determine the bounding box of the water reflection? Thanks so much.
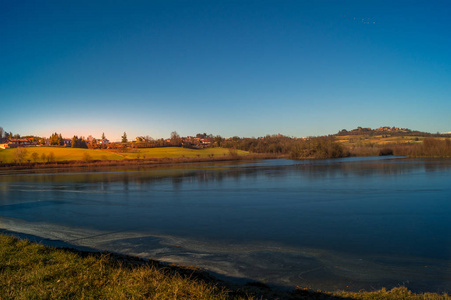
[3,157,448,188]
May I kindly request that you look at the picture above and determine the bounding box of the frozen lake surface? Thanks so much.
[1,157,450,292]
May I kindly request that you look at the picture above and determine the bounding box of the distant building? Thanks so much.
[62,139,72,147]
[376,126,392,132]
[0,143,10,149]
[0,138,37,149]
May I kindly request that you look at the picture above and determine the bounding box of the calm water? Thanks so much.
[1,157,450,292]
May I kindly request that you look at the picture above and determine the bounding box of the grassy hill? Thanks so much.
[0,147,249,164]
[0,147,124,163]
[335,134,425,147]
[333,134,451,157]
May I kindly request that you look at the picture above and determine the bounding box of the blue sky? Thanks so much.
[1,0,450,141]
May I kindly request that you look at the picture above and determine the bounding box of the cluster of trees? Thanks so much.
[0,126,21,140]
[222,135,291,154]
[71,136,87,148]
[391,138,451,157]
[241,134,439,159]
[290,137,348,159]
[116,131,216,149]
[220,134,349,159]
[49,133,106,149]
[49,133,64,146]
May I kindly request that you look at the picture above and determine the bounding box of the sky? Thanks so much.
[1,0,450,141]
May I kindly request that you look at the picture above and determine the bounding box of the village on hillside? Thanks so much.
[0,137,110,149]
[0,132,217,150]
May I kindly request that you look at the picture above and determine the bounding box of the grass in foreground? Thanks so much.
[0,234,234,300]
[1,234,449,300]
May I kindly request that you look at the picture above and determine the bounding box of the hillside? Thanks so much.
[335,126,451,137]
[331,127,451,157]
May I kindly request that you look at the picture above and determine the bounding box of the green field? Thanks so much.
[0,147,123,163]
[107,147,248,159]
[0,147,248,163]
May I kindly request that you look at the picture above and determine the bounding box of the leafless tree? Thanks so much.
[170,131,181,146]
[14,147,28,164]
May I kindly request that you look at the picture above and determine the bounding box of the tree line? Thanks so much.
[220,135,349,159]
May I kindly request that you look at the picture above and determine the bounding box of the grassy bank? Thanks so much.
[1,234,449,300]
[0,234,233,300]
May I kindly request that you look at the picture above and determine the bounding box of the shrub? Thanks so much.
[48,152,55,162]
[83,152,92,162]
[379,148,394,156]
[31,152,39,162]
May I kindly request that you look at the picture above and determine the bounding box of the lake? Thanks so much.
[0,157,450,292]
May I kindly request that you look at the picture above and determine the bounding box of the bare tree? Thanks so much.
[31,152,39,163]
[48,152,55,162]
[14,147,28,164]
[170,131,181,146]
[82,152,92,161]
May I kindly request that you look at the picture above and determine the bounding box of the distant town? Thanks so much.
[1,130,297,151]
[0,131,219,150]
[1,126,450,151]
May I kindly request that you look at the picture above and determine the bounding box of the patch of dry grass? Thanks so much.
[0,147,124,163]
[107,147,249,160]
[0,234,233,299]
[334,287,450,300]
